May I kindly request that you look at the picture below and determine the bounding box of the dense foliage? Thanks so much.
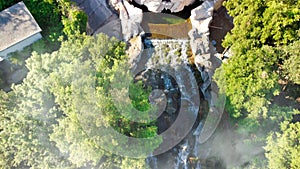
[265,121,300,169]
[216,0,300,118]
[214,0,300,168]
[281,40,300,84]
[0,34,159,168]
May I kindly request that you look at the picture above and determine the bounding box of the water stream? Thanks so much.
[175,139,190,169]
[136,39,204,169]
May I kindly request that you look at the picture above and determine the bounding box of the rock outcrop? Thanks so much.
[134,0,196,13]
[190,1,214,35]
[127,36,144,72]
[110,0,144,41]
[93,19,122,39]
[188,0,215,101]
[189,0,225,144]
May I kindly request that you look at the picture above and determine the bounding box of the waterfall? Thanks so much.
[195,161,202,169]
[147,39,190,67]
[161,73,173,91]
[140,39,202,169]
[190,121,204,168]
[146,154,158,169]
[193,121,203,157]
[175,139,190,169]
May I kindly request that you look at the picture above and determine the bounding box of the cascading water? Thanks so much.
[175,139,190,169]
[193,122,203,157]
[146,154,158,169]
[137,39,204,169]
[147,39,190,67]
[193,122,204,169]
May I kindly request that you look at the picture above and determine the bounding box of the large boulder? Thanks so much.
[190,1,214,34]
[93,19,122,40]
[143,0,162,13]
[127,35,144,70]
[191,1,214,20]
[188,0,215,101]
[111,0,143,40]
[213,0,224,10]
[121,1,144,40]
[189,29,210,55]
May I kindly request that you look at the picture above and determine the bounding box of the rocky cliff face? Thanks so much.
[188,0,215,102]
[134,0,196,13]
[73,0,225,40]
[188,0,225,144]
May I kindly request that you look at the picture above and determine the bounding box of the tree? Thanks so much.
[281,40,300,85]
[23,0,64,49]
[0,51,73,168]
[58,0,87,36]
[265,121,300,169]
[49,34,161,166]
[0,0,16,10]
[214,46,279,118]
[236,105,298,136]
[214,1,300,167]
[223,0,300,49]
[0,90,12,167]
[215,0,300,118]
[0,34,160,168]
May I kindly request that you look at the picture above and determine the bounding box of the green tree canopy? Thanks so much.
[281,40,300,84]
[214,1,300,168]
[223,0,300,49]
[215,0,300,118]
[265,121,300,169]
[0,34,160,168]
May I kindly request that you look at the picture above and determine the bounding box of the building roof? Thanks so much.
[0,1,42,51]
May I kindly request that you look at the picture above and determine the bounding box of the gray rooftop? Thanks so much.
[0,1,42,51]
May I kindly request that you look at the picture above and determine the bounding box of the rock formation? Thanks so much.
[134,0,196,13]
[188,0,225,144]
[127,36,144,72]
[110,0,144,41]
[188,0,215,101]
